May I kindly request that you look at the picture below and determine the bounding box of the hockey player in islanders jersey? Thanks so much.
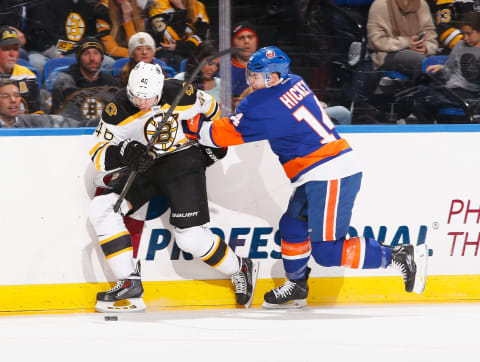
[88,62,259,312]
[193,46,428,309]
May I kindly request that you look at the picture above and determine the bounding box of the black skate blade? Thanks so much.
[95,298,146,313]
[243,260,259,309]
[262,299,307,309]
[413,244,428,294]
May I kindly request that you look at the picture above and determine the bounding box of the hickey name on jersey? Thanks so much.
[279,80,312,110]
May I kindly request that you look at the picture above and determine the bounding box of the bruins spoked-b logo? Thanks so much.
[82,97,105,120]
[144,112,179,152]
[65,12,86,41]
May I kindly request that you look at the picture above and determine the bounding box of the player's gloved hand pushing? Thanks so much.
[119,139,157,172]
[199,145,227,167]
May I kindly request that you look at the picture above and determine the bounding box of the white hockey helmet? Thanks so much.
[127,61,164,107]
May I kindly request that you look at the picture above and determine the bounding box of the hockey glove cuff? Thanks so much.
[200,145,227,167]
[119,139,157,172]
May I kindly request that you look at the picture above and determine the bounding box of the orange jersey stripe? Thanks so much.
[281,239,311,257]
[282,139,351,180]
[341,237,361,268]
[211,117,245,147]
[232,58,246,69]
[325,179,339,241]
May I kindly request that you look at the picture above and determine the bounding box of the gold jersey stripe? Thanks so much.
[118,110,149,126]
[89,141,107,157]
[99,231,130,245]
[94,144,109,171]
[105,246,133,260]
[201,236,221,262]
[159,103,195,112]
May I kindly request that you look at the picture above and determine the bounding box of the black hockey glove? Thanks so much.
[119,139,157,172]
[199,145,227,167]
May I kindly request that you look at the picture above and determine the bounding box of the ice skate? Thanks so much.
[263,268,310,309]
[95,263,145,313]
[231,257,259,308]
[390,244,428,294]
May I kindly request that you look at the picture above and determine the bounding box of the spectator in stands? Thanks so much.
[0,78,81,128]
[118,32,158,87]
[174,40,221,102]
[429,0,474,54]
[367,0,438,79]
[0,26,41,114]
[51,37,120,124]
[0,79,22,127]
[0,1,28,61]
[147,0,210,70]
[24,0,113,78]
[231,21,259,103]
[411,11,480,122]
[95,0,145,59]
[318,100,352,125]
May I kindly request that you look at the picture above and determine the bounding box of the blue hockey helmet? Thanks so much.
[246,46,290,87]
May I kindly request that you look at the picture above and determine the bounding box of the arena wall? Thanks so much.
[1,125,480,313]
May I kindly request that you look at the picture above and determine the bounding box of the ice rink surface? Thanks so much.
[1,303,478,362]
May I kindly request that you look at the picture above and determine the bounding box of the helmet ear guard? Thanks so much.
[127,61,165,107]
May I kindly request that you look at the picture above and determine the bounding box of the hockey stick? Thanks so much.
[113,47,243,212]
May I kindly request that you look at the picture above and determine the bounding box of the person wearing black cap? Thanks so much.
[231,21,259,101]
[0,25,42,114]
[51,36,120,123]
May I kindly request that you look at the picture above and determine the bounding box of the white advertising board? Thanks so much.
[0,125,479,286]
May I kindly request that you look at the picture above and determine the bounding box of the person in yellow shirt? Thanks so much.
[0,26,41,114]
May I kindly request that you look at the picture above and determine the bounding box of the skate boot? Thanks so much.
[390,244,428,294]
[263,268,311,309]
[95,262,145,313]
[231,257,259,308]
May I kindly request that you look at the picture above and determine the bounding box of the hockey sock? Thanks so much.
[311,237,391,269]
[175,226,240,275]
[281,239,312,280]
[99,231,136,279]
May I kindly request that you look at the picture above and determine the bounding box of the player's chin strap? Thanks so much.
[112,47,244,213]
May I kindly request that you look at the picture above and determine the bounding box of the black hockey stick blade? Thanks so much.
[113,47,243,213]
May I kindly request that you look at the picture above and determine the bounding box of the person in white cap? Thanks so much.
[118,32,157,86]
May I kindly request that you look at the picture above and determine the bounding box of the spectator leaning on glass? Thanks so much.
[51,36,120,122]
[367,0,438,79]
[0,26,41,114]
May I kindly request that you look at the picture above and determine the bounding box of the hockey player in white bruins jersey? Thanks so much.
[88,62,259,312]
